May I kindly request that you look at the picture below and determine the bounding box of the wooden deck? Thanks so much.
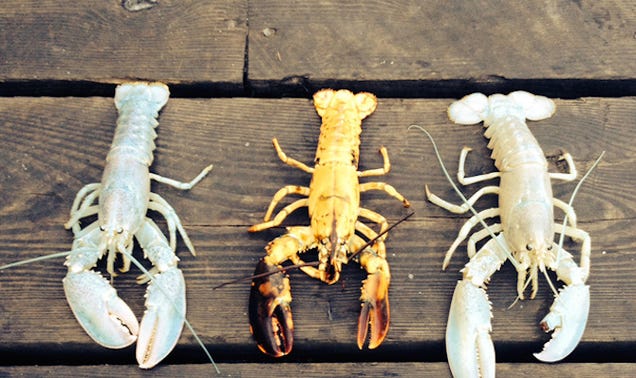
[1,1,635,376]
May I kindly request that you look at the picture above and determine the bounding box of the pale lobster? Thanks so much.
[425,91,591,377]
[248,88,410,356]
[62,82,213,368]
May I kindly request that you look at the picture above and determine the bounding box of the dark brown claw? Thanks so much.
[357,271,390,349]
[249,259,294,357]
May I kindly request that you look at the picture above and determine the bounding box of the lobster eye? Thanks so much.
[547,245,553,251]
[526,244,533,251]
[99,225,106,231]
[117,227,124,234]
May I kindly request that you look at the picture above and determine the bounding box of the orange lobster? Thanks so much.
[248,89,410,356]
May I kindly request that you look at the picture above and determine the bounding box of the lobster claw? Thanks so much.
[446,280,496,378]
[534,284,590,362]
[63,270,139,348]
[357,271,390,349]
[136,267,186,369]
[249,259,294,357]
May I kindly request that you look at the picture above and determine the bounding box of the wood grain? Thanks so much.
[248,0,636,96]
[1,362,635,378]
[0,96,634,367]
[2,0,634,374]
[0,1,247,87]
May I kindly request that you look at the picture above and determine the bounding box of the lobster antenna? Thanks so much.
[347,211,415,262]
[215,212,414,290]
[555,151,605,266]
[212,261,320,290]
[0,251,71,270]
[408,124,521,271]
[542,268,560,297]
[507,275,533,309]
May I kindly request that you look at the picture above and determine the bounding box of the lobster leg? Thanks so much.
[358,146,390,177]
[135,218,186,369]
[426,184,499,214]
[437,207,500,269]
[249,226,315,357]
[424,183,501,269]
[63,222,139,349]
[357,208,389,256]
[548,152,578,182]
[149,163,213,190]
[360,182,411,207]
[446,234,508,378]
[272,138,315,174]
[67,183,100,216]
[554,223,591,279]
[355,235,391,350]
[260,185,311,222]
[355,220,387,257]
[64,183,101,232]
[457,147,502,185]
[247,198,309,232]
[248,198,309,232]
[142,164,212,255]
[553,198,578,227]
[148,193,196,255]
[466,224,503,258]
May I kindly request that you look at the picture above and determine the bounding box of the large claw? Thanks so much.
[534,284,589,362]
[446,280,495,378]
[63,270,139,348]
[136,267,186,369]
[249,259,294,357]
[357,271,390,350]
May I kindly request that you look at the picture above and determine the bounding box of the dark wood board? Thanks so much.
[0,96,633,370]
[0,1,247,91]
[0,362,635,378]
[2,0,634,375]
[248,0,636,97]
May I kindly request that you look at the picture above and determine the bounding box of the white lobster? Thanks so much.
[63,82,212,368]
[426,91,591,377]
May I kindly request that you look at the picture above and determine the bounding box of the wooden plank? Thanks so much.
[248,0,636,96]
[0,1,247,89]
[0,96,634,367]
[1,363,635,377]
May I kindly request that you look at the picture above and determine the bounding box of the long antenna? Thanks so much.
[212,261,320,290]
[215,212,414,289]
[408,124,521,270]
[348,212,415,262]
[555,151,605,267]
[0,251,71,270]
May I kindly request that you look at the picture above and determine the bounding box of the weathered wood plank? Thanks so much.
[1,363,636,377]
[0,1,247,88]
[0,96,634,367]
[248,0,636,96]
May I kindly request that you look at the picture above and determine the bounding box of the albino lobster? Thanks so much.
[62,82,213,369]
[248,89,410,356]
[424,91,591,377]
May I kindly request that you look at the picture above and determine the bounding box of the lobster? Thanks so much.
[248,88,410,356]
[425,91,591,377]
[62,82,213,368]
